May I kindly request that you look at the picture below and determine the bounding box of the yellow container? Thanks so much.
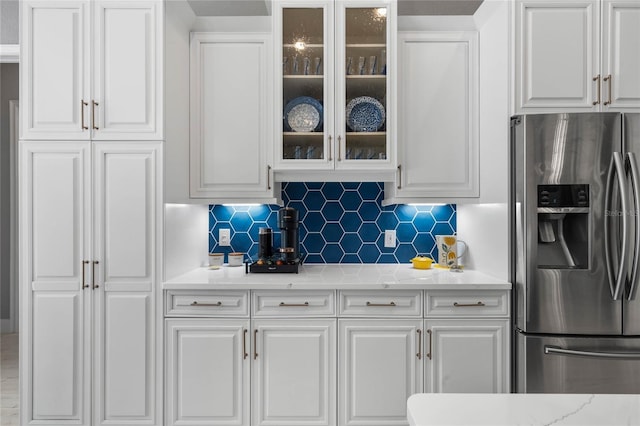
[410,256,433,269]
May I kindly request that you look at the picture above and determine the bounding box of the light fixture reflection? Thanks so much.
[375,8,387,18]
[294,40,306,50]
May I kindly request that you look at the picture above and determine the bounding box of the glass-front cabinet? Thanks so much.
[275,0,395,171]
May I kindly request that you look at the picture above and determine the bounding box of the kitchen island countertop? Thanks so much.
[407,393,640,426]
[163,264,510,290]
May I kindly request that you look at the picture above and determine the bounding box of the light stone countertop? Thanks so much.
[407,393,640,426]
[163,264,511,290]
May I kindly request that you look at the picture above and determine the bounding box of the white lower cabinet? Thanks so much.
[165,319,250,426]
[338,319,423,426]
[424,319,509,393]
[21,141,162,426]
[164,289,510,426]
[252,319,336,426]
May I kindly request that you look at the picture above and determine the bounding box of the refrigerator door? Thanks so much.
[516,332,640,393]
[514,113,623,335]
[624,113,640,335]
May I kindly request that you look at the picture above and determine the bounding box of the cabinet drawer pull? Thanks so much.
[92,260,99,289]
[337,136,342,161]
[397,165,402,189]
[328,136,333,161]
[453,301,486,307]
[81,100,88,130]
[279,302,309,307]
[366,301,396,307]
[427,329,432,360]
[593,75,601,105]
[253,330,258,360]
[417,329,422,360]
[243,329,248,360]
[190,301,222,307]
[604,74,612,105]
[92,100,99,130]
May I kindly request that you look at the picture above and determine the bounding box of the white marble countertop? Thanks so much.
[407,393,640,426]
[163,264,511,290]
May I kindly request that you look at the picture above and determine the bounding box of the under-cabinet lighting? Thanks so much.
[222,203,260,207]
[408,203,446,206]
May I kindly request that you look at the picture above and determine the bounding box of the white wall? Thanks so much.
[1,63,18,328]
[458,0,511,281]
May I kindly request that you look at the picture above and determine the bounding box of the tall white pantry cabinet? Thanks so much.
[19,1,164,425]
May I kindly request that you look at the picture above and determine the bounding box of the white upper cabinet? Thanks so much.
[383,31,479,204]
[601,0,640,110]
[273,0,397,178]
[21,0,163,140]
[189,32,276,201]
[515,0,640,112]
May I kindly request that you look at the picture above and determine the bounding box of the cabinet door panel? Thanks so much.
[425,319,509,393]
[21,1,90,140]
[396,32,478,198]
[97,293,154,423]
[165,319,250,426]
[253,319,336,426]
[21,142,91,424]
[32,293,87,421]
[602,0,640,110]
[27,146,90,286]
[94,142,160,291]
[190,33,272,198]
[338,319,422,426]
[516,1,599,110]
[93,1,163,139]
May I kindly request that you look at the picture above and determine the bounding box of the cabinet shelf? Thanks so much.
[283,43,324,49]
[346,43,386,48]
[283,75,324,79]
[284,132,324,136]
[346,131,386,136]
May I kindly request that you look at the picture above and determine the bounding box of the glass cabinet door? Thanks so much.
[340,4,389,164]
[280,5,332,165]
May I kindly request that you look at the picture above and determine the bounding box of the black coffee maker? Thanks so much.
[278,207,300,263]
[248,207,302,273]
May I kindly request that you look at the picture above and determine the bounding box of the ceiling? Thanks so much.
[186,0,484,16]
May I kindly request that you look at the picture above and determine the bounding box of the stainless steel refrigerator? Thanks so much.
[511,113,640,393]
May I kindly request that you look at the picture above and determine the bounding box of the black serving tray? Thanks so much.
[246,262,300,274]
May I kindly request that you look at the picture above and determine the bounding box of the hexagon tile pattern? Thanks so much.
[209,182,456,264]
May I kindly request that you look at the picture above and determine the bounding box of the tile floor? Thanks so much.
[1,333,19,426]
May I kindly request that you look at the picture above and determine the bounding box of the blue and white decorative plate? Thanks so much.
[346,96,385,132]
[284,96,323,132]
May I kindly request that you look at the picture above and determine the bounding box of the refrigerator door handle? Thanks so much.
[605,153,630,300]
[545,345,640,360]
[627,152,640,301]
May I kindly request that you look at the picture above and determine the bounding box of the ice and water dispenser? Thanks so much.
[537,184,589,269]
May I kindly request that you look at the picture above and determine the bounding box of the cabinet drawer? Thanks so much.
[339,290,422,317]
[252,291,336,317]
[425,290,509,317]
[165,290,249,317]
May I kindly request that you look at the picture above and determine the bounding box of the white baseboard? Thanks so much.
[1,319,15,333]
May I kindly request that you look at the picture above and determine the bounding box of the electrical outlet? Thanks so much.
[219,228,231,246]
[384,230,396,248]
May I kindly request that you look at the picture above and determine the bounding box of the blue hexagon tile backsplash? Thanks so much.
[209,182,456,263]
